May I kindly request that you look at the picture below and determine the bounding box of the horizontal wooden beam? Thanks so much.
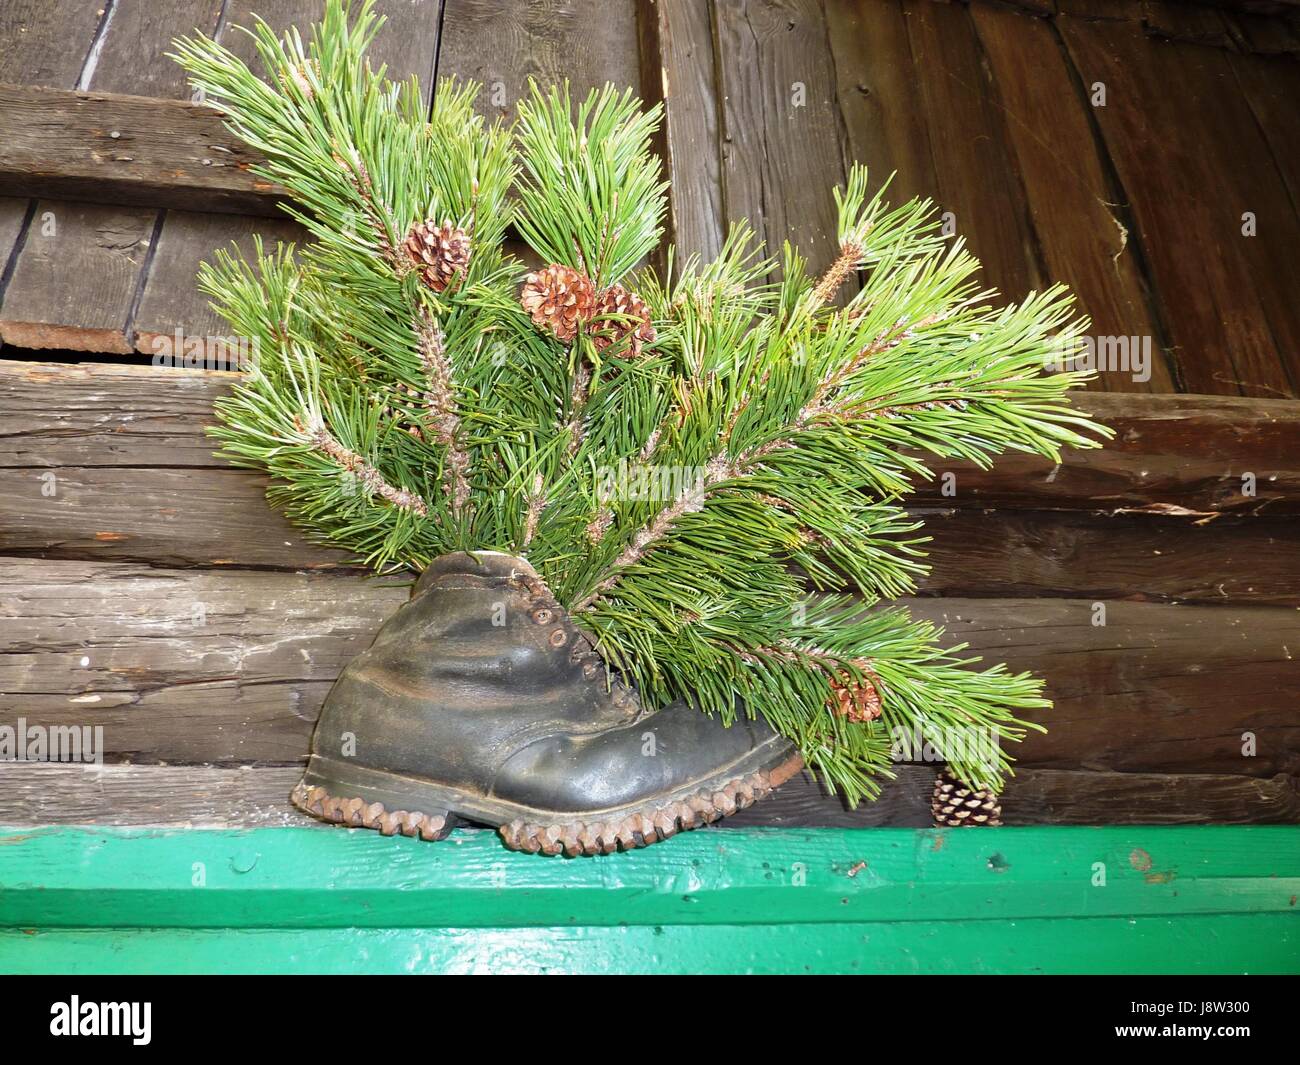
[2,557,1295,776]
[0,84,285,217]
[3,359,1298,512]
[1,762,1294,828]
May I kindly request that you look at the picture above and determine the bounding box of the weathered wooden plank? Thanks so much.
[0,196,30,279]
[2,559,1296,775]
[0,85,288,217]
[0,4,233,354]
[713,0,850,285]
[439,0,642,121]
[969,2,1175,394]
[133,211,305,359]
[638,0,725,262]
[921,596,1300,777]
[824,0,938,210]
[3,762,1293,828]
[999,767,1300,825]
[0,0,106,87]
[916,508,1300,606]
[5,365,1300,571]
[130,0,441,367]
[6,460,1296,603]
[903,0,1043,302]
[1058,6,1300,397]
[0,201,157,352]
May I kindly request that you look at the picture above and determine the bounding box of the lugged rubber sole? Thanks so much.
[290,750,804,856]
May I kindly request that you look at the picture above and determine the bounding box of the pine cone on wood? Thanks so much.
[520,264,596,342]
[405,220,471,292]
[590,284,657,356]
[827,661,883,723]
[932,770,1002,827]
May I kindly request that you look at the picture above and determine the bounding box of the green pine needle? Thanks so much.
[174,0,1110,804]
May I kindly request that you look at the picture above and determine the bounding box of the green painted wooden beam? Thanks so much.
[0,825,1296,974]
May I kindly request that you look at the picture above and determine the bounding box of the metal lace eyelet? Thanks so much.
[549,628,568,648]
[531,608,553,625]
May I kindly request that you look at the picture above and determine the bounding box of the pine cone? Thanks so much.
[405,220,471,292]
[521,264,596,342]
[932,770,1002,827]
[590,284,657,356]
[827,661,883,723]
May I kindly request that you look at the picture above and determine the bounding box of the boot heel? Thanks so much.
[291,778,459,842]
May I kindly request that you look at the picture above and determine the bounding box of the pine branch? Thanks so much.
[415,307,472,512]
[300,419,429,516]
[810,238,864,307]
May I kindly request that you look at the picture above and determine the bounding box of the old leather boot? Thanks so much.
[292,550,802,855]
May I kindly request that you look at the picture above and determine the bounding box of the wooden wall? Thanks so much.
[0,0,1298,829]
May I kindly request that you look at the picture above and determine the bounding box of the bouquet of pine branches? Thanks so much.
[173,0,1105,811]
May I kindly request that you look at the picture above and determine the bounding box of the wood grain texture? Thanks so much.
[903,0,1043,302]
[131,0,442,373]
[642,0,725,262]
[0,201,156,352]
[2,558,1296,776]
[713,0,850,285]
[915,508,1300,606]
[1058,5,1300,397]
[824,0,938,210]
[2,761,1293,827]
[969,2,1174,394]
[0,85,288,216]
[132,211,305,358]
[0,3,232,355]
[4,363,1300,573]
[0,0,106,87]
[439,0,641,121]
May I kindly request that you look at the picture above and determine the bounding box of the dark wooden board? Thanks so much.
[0,84,287,216]
[439,0,641,121]
[0,3,232,355]
[0,0,107,87]
[902,0,1043,303]
[998,767,1300,826]
[4,366,1300,574]
[712,0,850,286]
[3,558,1296,776]
[1,761,1294,828]
[639,0,726,262]
[5,362,1297,513]
[130,0,442,370]
[0,201,157,352]
[913,596,1300,777]
[1058,6,1300,397]
[6,462,1297,604]
[824,0,938,211]
[969,2,1175,394]
[915,508,1300,606]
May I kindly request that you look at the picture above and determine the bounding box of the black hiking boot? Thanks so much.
[291,551,802,855]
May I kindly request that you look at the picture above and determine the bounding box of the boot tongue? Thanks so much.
[414,551,540,598]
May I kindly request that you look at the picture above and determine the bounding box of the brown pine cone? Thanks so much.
[405,220,471,292]
[520,264,596,342]
[827,660,883,724]
[932,770,1003,827]
[590,284,657,356]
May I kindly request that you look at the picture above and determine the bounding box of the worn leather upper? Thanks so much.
[311,551,787,812]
